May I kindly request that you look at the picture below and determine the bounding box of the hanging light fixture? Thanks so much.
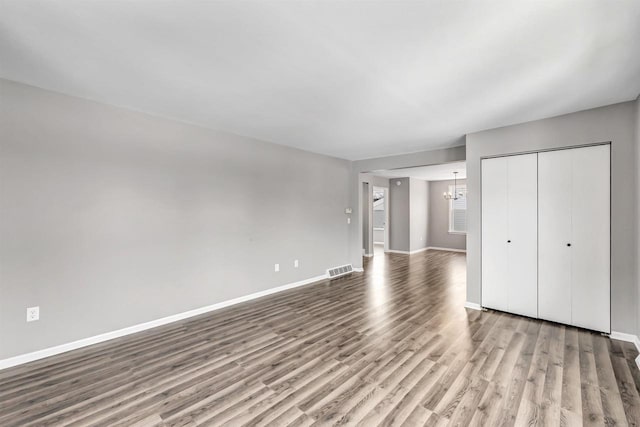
[443,172,464,200]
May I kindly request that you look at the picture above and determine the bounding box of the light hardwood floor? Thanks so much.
[1,250,640,426]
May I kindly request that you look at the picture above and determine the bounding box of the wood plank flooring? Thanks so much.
[2,249,640,426]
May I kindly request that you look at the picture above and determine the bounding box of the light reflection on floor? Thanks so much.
[363,245,471,339]
[365,244,390,327]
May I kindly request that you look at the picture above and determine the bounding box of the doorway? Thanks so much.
[372,187,389,255]
[359,161,467,256]
[361,182,372,256]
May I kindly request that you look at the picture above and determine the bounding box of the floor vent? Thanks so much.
[327,264,353,279]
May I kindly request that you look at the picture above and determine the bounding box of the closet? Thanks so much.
[481,153,538,318]
[481,144,610,333]
[538,144,610,332]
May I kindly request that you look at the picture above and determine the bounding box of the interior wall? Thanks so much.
[372,178,389,246]
[428,179,467,251]
[409,178,428,252]
[389,178,410,252]
[350,146,467,266]
[466,101,638,334]
[0,79,351,360]
[372,186,386,245]
[372,176,390,188]
[372,201,385,228]
[359,174,385,254]
[361,182,372,255]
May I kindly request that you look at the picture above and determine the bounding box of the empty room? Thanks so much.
[1,1,640,426]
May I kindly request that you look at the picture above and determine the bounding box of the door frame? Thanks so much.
[383,187,389,253]
[372,186,390,254]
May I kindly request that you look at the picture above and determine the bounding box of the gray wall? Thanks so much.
[362,177,389,247]
[372,176,390,188]
[372,186,385,229]
[466,101,638,334]
[351,146,467,266]
[0,79,351,359]
[361,182,372,255]
[373,211,385,229]
[359,174,389,253]
[410,179,428,252]
[428,179,467,250]
[389,178,410,252]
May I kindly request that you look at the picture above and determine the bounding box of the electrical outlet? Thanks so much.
[27,306,39,322]
[274,263,280,272]
[294,259,299,268]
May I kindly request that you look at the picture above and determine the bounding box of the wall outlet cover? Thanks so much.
[27,306,40,322]
[274,263,280,272]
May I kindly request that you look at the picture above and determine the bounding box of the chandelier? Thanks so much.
[443,172,464,200]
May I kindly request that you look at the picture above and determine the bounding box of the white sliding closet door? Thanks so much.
[482,157,509,312]
[482,153,537,317]
[538,144,610,333]
[506,154,538,317]
[571,145,610,332]
[538,150,573,326]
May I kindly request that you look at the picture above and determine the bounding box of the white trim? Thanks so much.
[0,273,333,370]
[373,241,384,245]
[385,247,429,255]
[464,301,482,310]
[427,246,467,253]
[363,253,374,258]
[353,267,364,272]
[608,332,640,371]
[383,188,389,253]
[409,247,429,254]
[610,331,640,351]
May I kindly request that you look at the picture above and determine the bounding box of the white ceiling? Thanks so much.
[1,1,639,160]
[373,161,466,181]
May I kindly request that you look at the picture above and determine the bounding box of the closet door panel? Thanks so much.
[481,157,508,312]
[506,154,538,318]
[538,150,572,325]
[571,145,610,332]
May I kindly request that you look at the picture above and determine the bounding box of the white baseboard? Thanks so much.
[409,247,429,254]
[353,267,364,272]
[464,301,482,311]
[0,273,330,371]
[427,246,467,253]
[610,331,640,351]
[363,253,374,258]
[610,332,640,369]
[385,247,429,255]
[609,331,640,369]
[386,247,466,255]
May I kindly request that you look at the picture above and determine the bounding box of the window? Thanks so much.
[448,184,467,234]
